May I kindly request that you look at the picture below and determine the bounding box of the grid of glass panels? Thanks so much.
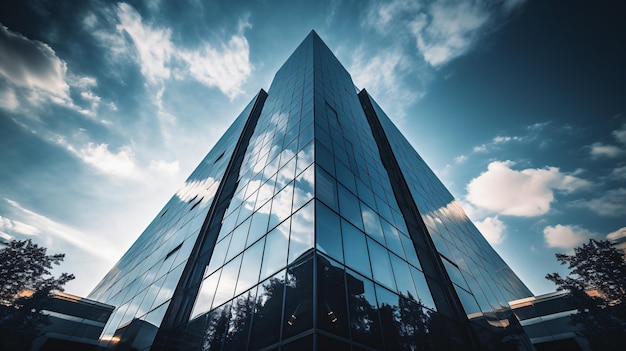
[88,94,260,350]
[180,34,317,350]
[171,31,467,351]
[308,33,446,350]
[368,95,533,321]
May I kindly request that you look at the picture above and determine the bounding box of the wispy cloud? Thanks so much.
[607,227,626,241]
[349,45,421,119]
[0,215,40,240]
[0,23,105,116]
[365,0,526,67]
[570,188,626,217]
[2,198,119,261]
[588,124,626,159]
[612,123,626,145]
[114,3,252,99]
[543,224,595,250]
[589,142,624,159]
[466,160,590,217]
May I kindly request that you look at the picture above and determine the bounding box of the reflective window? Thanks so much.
[367,238,396,290]
[283,257,313,338]
[316,201,343,262]
[342,219,371,278]
[317,255,349,337]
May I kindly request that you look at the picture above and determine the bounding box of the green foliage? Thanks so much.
[546,239,626,351]
[0,239,75,351]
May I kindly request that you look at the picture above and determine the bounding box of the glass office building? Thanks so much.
[89,31,534,351]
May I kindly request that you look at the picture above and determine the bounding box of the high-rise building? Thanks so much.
[89,31,534,351]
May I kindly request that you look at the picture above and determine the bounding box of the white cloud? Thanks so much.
[543,224,594,249]
[612,124,626,145]
[589,142,623,159]
[466,161,590,217]
[474,216,506,245]
[0,24,106,117]
[116,2,173,83]
[610,166,626,180]
[571,188,626,217]
[454,155,467,164]
[179,29,252,100]
[0,24,70,107]
[0,215,40,237]
[149,160,180,176]
[78,143,137,178]
[365,0,525,67]
[0,84,18,111]
[607,227,626,241]
[55,137,139,178]
[349,46,421,119]
[114,3,252,99]
[410,1,489,67]
[472,144,488,153]
[3,198,119,262]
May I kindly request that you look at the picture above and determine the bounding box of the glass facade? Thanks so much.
[90,31,534,351]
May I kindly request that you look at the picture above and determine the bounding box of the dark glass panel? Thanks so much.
[442,258,469,291]
[410,267,436,311]
[316,165,339,212]
[367,238,396,290]
[283,256,314,339]
[200,303,231,351]
[389,254,418,300]
[381,219,404,258]
[281,334,313,351]
[317,334,351,351]
[317,255,349,337]
[249,271,285,349]
[338,184,363,230]
[399,234,421,269]
[361,203,384,243]
[454,285,482,316]
[346,270,383,348]
[341,219,371,278]
[223,290,255,350]
[315,202,343,262]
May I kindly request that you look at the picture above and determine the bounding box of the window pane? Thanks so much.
[361,203,384,243]
[249,271,285,349]
[342,219,371,278]
[368,238,396,290]
[389,254,418,299]
[288,201,314,264]
[316,201,343,262]
[283,257,313,338]
[213,255,242,308]
[260,221,289,281]
[317,255,349,337]
[235,239,264,296]
[346,270,382,348]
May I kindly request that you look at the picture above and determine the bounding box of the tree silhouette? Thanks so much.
[0,239,75,351]
[546,239,626,351]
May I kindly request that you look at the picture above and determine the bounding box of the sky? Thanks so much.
[0,0,624,298]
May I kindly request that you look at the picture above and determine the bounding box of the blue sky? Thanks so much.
[0,0,624,298]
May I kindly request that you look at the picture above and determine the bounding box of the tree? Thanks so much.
[0,239,75,351]
[546,239,626,351]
